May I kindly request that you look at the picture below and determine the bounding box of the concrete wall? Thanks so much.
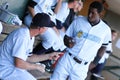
[0,0,29,19]
[104,10,120,58]
[103,10,120,80]
[104,10,120,31]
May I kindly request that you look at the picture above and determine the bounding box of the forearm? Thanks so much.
[28,6,35,17]
[15,57,40,70]
[27,54,50,63]
[93,46,106,65]
[54,0,62,14]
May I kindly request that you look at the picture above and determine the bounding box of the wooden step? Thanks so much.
[28,70,51,79]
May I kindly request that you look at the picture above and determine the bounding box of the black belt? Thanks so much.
[69,53,88,65]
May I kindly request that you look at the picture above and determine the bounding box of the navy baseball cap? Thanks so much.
[31,13,55,27]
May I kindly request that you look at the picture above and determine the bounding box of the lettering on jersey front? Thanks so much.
[77,31,101,43]
[87,34,101,43]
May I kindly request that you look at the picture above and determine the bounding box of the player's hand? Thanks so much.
[64,35,75,48]
[36,63,45,73]
[89,62,96,70]
[48,52,60,60]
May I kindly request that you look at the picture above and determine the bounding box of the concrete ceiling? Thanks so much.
[106,0,120,15]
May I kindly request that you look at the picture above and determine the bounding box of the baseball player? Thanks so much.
[32,27,66,73]
[90,29,118,80]
[24,0,66,72]
[24,0,65,52]
[0,13,59,80]
[50,1,111,80]
[33,27,66,54]
[51,0,83,69]
[55,0,80,31]
[24,0,62,26]
[63,0,83,30]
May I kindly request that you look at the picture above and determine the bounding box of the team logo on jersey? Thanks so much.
[77,31,83,38]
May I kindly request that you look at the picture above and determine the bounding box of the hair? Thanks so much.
[111,29,117,33]
[81,0,85,2]
[68,0,76,3]
[29,25,39,29]
[89,1,103,13]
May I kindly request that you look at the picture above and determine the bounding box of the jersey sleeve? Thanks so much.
[102,28,112,48]
[40,28,55,49]
[65,19,77,37]
[12,36,29,61]
[106,42,112,54]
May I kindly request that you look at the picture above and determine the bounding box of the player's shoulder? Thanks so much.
[15,27,29,37]
[75,16,87,20]
[99,20,111,33]
[73,16,87,24]
[101,20,110,29]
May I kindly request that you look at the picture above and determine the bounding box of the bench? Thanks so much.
[28,70,51,79]
[0,22,20,43]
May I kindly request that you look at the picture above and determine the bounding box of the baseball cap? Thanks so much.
[31,13,55,27]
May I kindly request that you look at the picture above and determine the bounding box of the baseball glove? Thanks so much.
[64,35,75,48]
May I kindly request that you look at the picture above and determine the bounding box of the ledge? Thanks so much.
[28,70,51,79]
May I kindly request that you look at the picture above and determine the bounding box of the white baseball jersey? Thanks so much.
[50,16,111,80]
[33,0,57,14]
[56,2,70,23]
[0,27,35,80]
[0,22,3,34]
[66,16,111,62]
[24,0,57,26]
[99,42,112,63]
[39,28,66,51]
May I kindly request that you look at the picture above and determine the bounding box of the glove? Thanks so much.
[64,35,75,48]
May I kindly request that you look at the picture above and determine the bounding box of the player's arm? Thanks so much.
[64,35,75,48]
[89,46,106,70]
[93,46,107,64]
[28,0,37,17]
[54,0,63,14]
[14,52,59,72]
[89,27,112,70]
[27,52,60,63]
[14,57,45,72]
